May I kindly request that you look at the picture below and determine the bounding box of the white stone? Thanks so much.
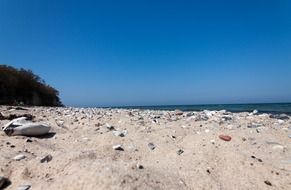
[13,154,26,161]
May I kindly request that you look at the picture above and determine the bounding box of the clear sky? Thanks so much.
[0,0,291,107]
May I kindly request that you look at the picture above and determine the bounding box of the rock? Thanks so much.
[136,164,144,169]
[252,110,259,115]
[0,176,8,189]
[210,139,215,144]
[17,184,31,190]
[177,149,184,155]
[277,119,284,124]
[40,154,53,163]
[288,134,291,138]
[13,154,26,161]
[3,117,50,136]
[174,110,184,116]
[105,123,115,131]
[264,180,272,186]
[112,144,124,151]
[272,145,285,151]
[205,129,210,133]
[219,135,232,142]
[112,130,127,137]
[247,123,262,128]
[148,143,156,150]
[270,114,289,120]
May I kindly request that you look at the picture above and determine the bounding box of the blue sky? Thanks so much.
[0,0,291,107]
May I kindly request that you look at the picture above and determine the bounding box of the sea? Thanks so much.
[117,103,291,114]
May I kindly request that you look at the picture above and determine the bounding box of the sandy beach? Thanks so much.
[0,106,290,190]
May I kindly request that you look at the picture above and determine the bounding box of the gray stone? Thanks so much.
[40,154,53,163]
[177,149,184,155]
[148,143,156,150]
[17,184,31,190]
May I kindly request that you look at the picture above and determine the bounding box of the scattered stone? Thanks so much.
[17,184,31,190]
[148,143,156,150]
[247,123,262,128]
[0,114,34,121]
[175,109,184,116]
[270,114,289,120]
[242,137,247,141]
[13,154,26,161]
[272,145,285,151]
[219,135,232,142]
[105,123,115,131]
[112,130,127,137]
[113,144,124,151]
[0,176,8,189]
[264,180,272,186]
[288,134,291,138]
[136,164,144,169]
[177,149,184,155]
[210,139,215,144]
[205,129,210,133]
[40,154,53,163]
[26,139,33,143]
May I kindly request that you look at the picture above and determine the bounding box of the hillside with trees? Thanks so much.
[0,65,63,106]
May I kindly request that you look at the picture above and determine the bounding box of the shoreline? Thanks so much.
[0,106,291,189]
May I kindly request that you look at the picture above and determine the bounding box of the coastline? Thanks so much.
[0,106,291,189]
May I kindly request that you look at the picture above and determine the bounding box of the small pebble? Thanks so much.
[113,144,124,151]
[13,154,26,161]
[17,184,31,190]
[40,154,53,163]
[219,135,232,142]
[264,180,272,186]
[177,149,184,155]
[137,164,144,169]
[148,143,156,150]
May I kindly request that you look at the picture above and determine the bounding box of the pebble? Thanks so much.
[264,180,272,186]
[177,149,184,155]
[105,123,115,131]
[0,176,7,189]
[112,130,127,137]
[288,134,291,138]
[210,139,215,144]
[148,143,156,150]
[40,154,53,163]
[205,129,210,133]
[272,145,284,151]
[17,184,31,190]
[219,135,232,142]
[112,144,124,151]
[136,164,144,169]
[13,154,26,161]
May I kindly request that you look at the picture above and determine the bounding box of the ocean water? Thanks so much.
[119,103,291,114]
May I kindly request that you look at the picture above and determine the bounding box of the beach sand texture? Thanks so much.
[0,106,290,190]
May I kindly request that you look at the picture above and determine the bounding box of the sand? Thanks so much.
[0,106,291,190]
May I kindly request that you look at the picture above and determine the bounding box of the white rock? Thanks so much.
[205,129,210,133]
[112,144,124,151]
[278,119,284,124]
[13,154,26,161]
[3,117,50,136]
[272,145,285,151]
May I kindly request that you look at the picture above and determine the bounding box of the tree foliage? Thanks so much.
[0,65,63,106]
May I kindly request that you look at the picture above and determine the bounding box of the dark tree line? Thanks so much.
[0,65,63,106]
